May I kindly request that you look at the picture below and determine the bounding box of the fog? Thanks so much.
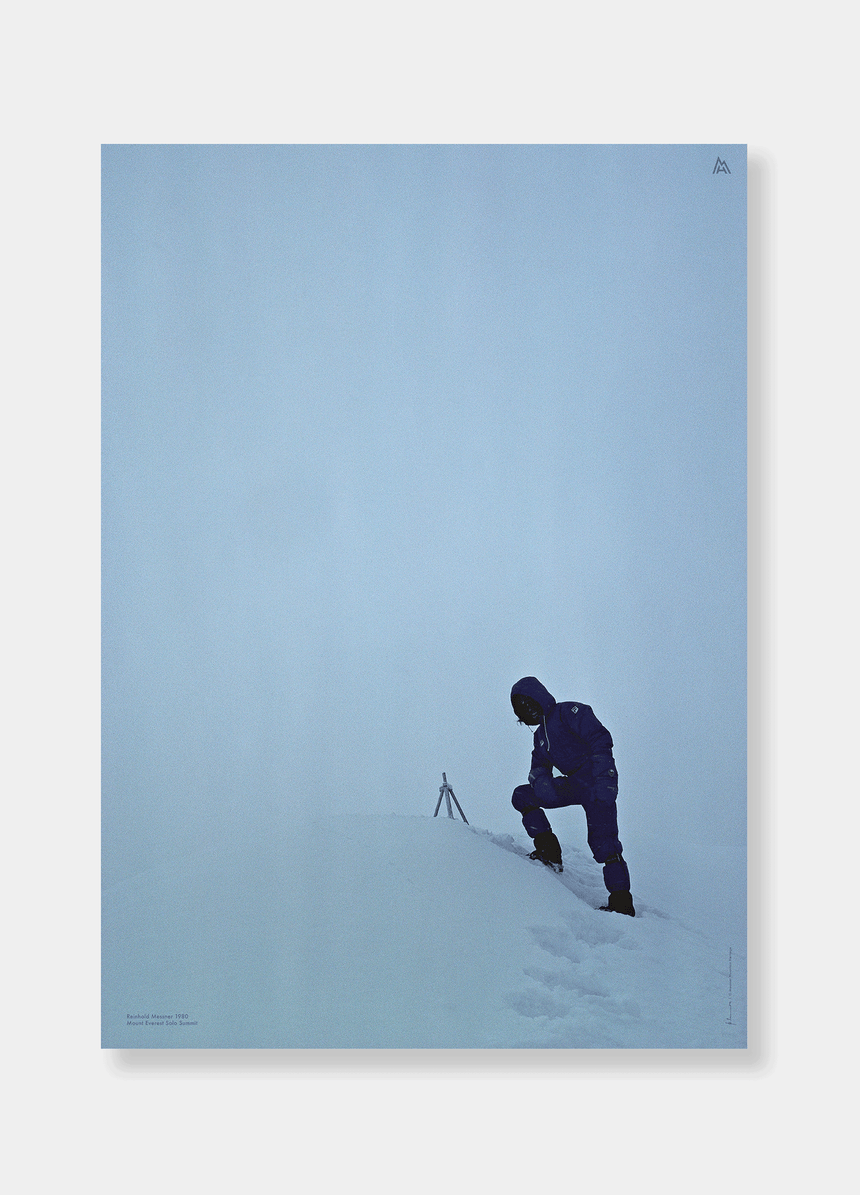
[102,144,746,944]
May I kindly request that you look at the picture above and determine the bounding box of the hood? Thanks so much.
[510,676,556,718]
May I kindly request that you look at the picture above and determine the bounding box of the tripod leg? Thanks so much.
[449,789,469,824]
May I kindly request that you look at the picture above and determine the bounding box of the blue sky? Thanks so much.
[102,144,746,940]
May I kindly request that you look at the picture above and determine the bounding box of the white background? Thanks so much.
[3,2,855,1192]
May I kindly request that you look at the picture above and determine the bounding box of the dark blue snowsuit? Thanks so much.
[510,677,630,894]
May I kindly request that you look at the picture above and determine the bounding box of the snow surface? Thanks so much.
[103,813,746,1050]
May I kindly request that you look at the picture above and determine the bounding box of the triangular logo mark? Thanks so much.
[713,157,731,174]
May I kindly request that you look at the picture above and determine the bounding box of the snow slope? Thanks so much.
[102,813,745,1049]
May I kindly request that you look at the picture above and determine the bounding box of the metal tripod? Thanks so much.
[433,772,469,824]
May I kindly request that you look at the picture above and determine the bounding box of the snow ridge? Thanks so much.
[103,813,746,1049]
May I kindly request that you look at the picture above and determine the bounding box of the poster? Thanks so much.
[102,144,746,1048]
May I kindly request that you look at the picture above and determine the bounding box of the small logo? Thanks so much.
[713,157,731,174]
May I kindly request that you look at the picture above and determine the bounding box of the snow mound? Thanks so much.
[103,813,745,1049]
